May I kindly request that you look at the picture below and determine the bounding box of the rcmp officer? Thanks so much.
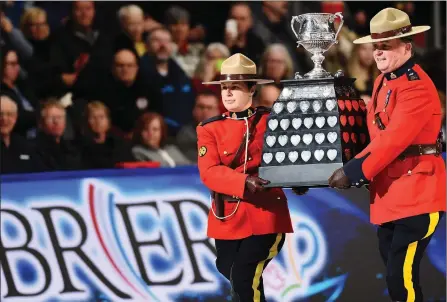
[197,53,307,301]
[328,8,446,302]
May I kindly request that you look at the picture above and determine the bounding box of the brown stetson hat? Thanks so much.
[353,7,430,44]
[202,53,274,85]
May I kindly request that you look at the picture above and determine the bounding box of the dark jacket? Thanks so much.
[113,31,141,59]
[229,29,265,65]
[23,38,65,99]
[79,132,135,169]
[49,20,114,98]
[34,132,84,171]
[140,54,196,134]
[1,134,46,174]
[86,72,156,133]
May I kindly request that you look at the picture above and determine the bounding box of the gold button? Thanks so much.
[384,82,387,87]
[224,151,228,155]
[277,197,281,200]
[248,157,252,160]
[382,109,386,112]
[408,170,412,175]
[372,121,376,124]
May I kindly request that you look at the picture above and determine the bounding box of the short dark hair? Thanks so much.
[400,36,414,56]
[246,82,257,90]
[165,5,189,25]
[197,90,219,100]
[146,26,170,43]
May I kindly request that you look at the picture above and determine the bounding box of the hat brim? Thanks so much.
[353,25,430,44]
[202,79,275,85]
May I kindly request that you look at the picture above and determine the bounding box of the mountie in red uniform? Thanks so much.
[342,58,445,302]
[197,106,293,302]
[328,7,445,302]
[342,59,446,224]
[197,107,294,240]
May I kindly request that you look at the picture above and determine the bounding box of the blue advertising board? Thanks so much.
[1,166,445,302]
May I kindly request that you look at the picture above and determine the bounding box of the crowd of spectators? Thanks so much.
[0,1,445,174]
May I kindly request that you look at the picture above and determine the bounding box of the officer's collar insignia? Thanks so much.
[384,58,415,81]
[228,107,255,119]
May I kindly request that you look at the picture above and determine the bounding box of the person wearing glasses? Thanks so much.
[328,8,445,302]
[35,100,84,171]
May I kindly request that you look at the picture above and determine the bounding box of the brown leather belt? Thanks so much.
[398,142,441,160]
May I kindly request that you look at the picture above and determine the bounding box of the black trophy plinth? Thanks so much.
[259,73,370,188]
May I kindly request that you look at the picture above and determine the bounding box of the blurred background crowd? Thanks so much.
[1,1,445,174]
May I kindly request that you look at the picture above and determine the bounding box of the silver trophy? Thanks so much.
[291,13,344,79]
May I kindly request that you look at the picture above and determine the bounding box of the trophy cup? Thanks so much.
[258,12,370,188]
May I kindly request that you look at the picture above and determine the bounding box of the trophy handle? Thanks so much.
[333,12,344,42]
[291,16,300,40]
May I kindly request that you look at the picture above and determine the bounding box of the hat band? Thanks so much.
[220,74,259,81]
[371,25,412,39]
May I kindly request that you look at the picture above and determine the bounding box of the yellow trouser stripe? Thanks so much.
[422,212,440,239]
[403,241,418,302]
[403,212,440,302]
[252,233,283,302]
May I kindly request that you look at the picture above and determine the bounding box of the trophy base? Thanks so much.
[304,68,333,79]
[259,162,343,188]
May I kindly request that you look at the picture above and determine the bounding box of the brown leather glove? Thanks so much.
[328,168,351,189]
[245,176,270,194]
[291,187,309,195]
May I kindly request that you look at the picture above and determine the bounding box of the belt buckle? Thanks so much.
[418,145,423,155]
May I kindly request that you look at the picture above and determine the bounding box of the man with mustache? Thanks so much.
[328,8,445,302]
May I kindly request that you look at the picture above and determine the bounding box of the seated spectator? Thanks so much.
[255,84,280,108]
[34,100,83,171]
[176,91,220,163]
[132,112,191,167]
[1,48,38,138]
[0,10,33,64]
[258,43,294,85]
[89,49,155,136]
[19,6,61,100]
[20,7,50,60]
[79,101,135,169]
[346,43,379,102]
[140,27,196,135]
[323,26,357,76]
[224,2,265,65]
[192,42,230,112]
[0,95,45,174]
[165,6,204,78]
[115,4,147,57]
[49,1,114,99]
[252,1,312,72]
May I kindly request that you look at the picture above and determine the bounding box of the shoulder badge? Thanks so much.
[198,146,207,157]
[406,68,420,81]
[198,114,225,127]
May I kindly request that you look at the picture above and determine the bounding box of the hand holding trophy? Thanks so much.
[259,12,370,188]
